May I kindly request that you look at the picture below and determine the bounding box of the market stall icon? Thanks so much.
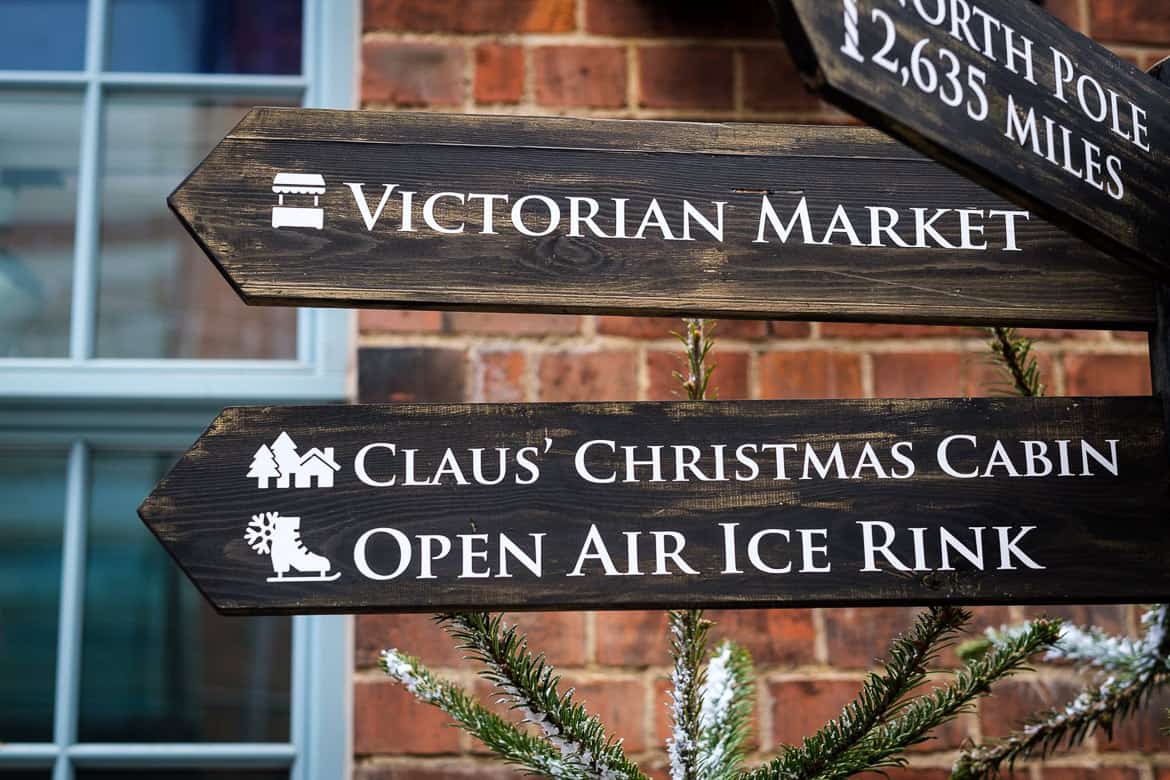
[271,171,325,229]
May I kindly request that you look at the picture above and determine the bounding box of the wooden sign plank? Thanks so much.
[139,398,1170,615]
[771,0,1170,278]
[169,108,1155,329]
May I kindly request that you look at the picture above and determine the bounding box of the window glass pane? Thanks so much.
[0,0,87,71]
[79,452,291,742]
[107,0,301,74]
[0,451,67,742]
[0,91,81,357]
[96,94,297,359]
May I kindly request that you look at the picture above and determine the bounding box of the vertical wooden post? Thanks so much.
[1149,60,1170,461]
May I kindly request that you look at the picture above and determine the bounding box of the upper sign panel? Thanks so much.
[773,0,1170,278]
[168,108,1155,328]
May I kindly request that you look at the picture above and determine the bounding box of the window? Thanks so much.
[0,1,356,778]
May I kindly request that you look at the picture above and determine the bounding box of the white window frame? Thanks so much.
[0,1,358,777]
[0,0,354,403]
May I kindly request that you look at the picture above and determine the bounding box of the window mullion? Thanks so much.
[52,441,91,780]
[67,0,109,361]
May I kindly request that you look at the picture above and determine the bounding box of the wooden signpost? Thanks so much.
[140,48,1170,616]
[169,107,1155,329]
[769,0,1170,277]
[139,398,1170,615]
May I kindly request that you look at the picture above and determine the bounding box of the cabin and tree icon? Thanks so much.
[247,431,341,488]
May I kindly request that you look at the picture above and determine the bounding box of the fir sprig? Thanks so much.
[954,607,1170,778]
[438,612,648,780]
[696,641,754,780]
[668,609,712,780]
[830,617,1061,777]
[668,319,721,780]
[747,606,970,780]
[673,319,716,401]
[380,649,591,779]
[986,327,1044,397]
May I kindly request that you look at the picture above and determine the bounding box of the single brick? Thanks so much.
[1091,2,1170,44]
[1043,768,1141,780]
[706,608,817,666]
[961,349,1057,397]
[355,762,522,780]
[638,46,734,110]
[596,316,681,339]
[758,351,863,399]
[357,347,467,403]
[354,678,464,754]
[823,606,922,668]
[594,610,671,666]
[1044,0,1086,31]
[445,312,580,336]
[477,350,527,402]
[534,46,628,109]
[646,349,749,401]
[819,323,970,339]
[716,320,771,340]
[1063,353,1152,395]
[356,613,469,670]
[502,612,590,667]
[538,350,638,401]
[475,43,524,104]
[365,0,575,34]
[363,40,465,107]
[980,678,1085,740]
[768,679,861,747]
[586,0,775,38]
[768,321,813,338]
[359,309,444,334]
[558,675,650,752]
[741,47,822,112]
[872,352,962,397]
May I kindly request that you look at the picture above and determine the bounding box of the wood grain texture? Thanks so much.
[139,398,1170,615]
[773,0,1170,277]
[169,108,1155,328]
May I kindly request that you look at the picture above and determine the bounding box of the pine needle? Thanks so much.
[744,606,970,780]
[986,327,1044,397]
[380,649,592,779]
[438,612,648,780]
[954,607,1170,778]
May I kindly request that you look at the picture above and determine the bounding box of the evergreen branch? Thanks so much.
[954,607,1170,778]
[669,609,713,780]
[696,641,755,780]
[381,649,590,779]
[986,327,1044,397]
[822,617,1061,779]
[743,606,970,780]
[668,320,720,779]
[438,612,648,780]
[672,319,717,401]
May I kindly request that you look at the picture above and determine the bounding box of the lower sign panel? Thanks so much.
[139,398,1170,615]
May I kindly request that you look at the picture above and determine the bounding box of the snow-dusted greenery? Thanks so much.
[375,322,1170,779]
[954,606,1170,778]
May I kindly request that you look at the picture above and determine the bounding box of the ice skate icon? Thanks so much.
[244,511,341,583]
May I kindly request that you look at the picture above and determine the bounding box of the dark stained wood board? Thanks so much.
[139,398,1170,615]
[771,0,1170,278]
[169,108,1155,329]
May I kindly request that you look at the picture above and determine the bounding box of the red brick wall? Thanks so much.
[353,2,1170,777]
